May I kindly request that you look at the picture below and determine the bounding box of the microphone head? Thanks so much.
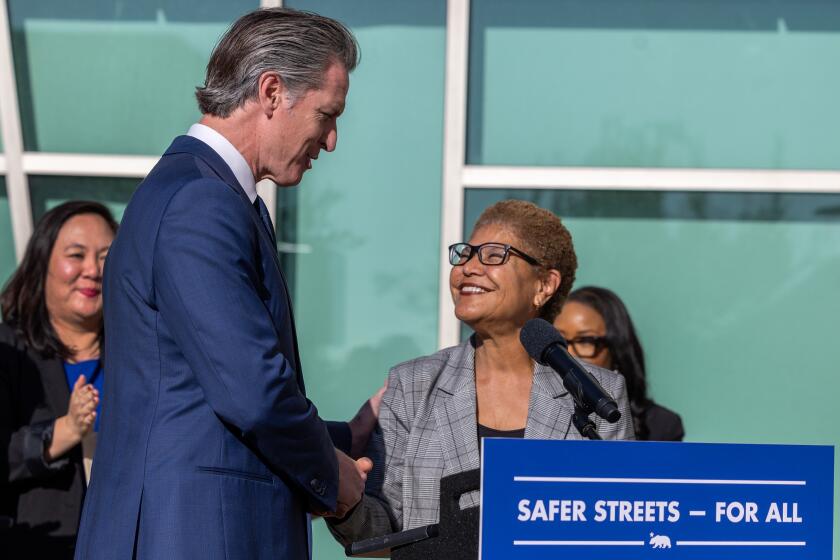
[520,318,567,365]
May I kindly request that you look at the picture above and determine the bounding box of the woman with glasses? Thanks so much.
[555,286,684,441]
[328,200,633,547]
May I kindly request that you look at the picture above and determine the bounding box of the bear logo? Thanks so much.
[649,532,672,549]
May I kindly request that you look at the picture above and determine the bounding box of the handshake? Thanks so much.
[331,449,374,518]
[317,382,386,519]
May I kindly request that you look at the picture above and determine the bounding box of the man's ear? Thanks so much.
[257,71,287,116]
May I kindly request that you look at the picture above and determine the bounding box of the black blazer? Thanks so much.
[0,323,86,557]
[635,401,685,441]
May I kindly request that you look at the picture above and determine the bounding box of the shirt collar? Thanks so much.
[186,123,257,203]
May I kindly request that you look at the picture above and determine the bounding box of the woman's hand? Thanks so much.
[67,374,99,436]
[348,380,387,459]
[45,375,99,462]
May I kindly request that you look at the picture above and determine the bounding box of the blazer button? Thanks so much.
[310,478,326,496]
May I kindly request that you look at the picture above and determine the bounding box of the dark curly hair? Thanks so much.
[1,201,118,359]
[473,199,577,321]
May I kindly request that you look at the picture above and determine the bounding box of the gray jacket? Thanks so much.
[329,338,635,545]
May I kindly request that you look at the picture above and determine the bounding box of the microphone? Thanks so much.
[520,318,621,424]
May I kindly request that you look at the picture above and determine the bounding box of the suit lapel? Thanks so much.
[164,136,305,390]
[525,362,576,440]
[164,136,287,280]
[434,340,481,477]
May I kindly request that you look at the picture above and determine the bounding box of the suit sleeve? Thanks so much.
[325,421,352,456]
[153,178,338,512]
[327,368,405,544]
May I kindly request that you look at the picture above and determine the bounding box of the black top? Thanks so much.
[633,401,685,441]
[477,423,525,440]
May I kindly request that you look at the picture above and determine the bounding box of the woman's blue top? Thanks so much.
[63,359,103,432]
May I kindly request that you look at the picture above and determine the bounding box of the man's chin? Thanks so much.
[272,173,305,187]
[275,167,307,187]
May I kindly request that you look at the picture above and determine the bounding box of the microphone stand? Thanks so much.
[572,402,601,440]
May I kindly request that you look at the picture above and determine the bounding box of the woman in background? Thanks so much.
[555,286,684,441]
[1,201,116,558]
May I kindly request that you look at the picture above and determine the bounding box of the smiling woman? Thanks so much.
[327,199,635,548]
[0,201,116,559]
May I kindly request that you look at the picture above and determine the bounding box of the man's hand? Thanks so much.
[348,380,387,458]
[331,449,373,518]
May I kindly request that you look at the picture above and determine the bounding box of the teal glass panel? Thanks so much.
[7,1,256,155]
[465,187,840,554]
[468,0,840,169]
[0,178,15,287]
[280,2,446,558]
[28,175,138,224]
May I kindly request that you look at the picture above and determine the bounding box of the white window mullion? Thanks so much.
[22,153,157,177]
[463,165,840,193]
[0,0,31,261]
[255,0,284,228]
[438,0,470,350]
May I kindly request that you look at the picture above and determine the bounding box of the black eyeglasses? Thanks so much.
[448,242,541,267]
[566,336,608,359]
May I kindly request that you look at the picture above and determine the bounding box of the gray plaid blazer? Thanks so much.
[328,337,635,545]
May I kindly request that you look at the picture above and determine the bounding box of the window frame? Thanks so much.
[436,0,840,349]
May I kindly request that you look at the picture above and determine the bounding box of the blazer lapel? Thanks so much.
[434,340,481,477]
[32,352,71,416]
[525,362,576,440]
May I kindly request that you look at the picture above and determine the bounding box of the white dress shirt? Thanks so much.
[187,123,257,203]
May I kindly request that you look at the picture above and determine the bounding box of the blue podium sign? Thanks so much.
[479,440,833,559]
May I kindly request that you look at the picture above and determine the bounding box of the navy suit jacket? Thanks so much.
[75,136,339,559]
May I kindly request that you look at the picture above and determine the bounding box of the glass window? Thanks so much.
[0,177,15,286]
[467,0,840,169]
[28,175,138,223]
[465,187,840,444]
[8,1,257,155]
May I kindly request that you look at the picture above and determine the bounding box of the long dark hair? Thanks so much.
[566,286,650,410]
[0,201,118,359]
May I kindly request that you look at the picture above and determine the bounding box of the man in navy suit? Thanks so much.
[75,9,369,559]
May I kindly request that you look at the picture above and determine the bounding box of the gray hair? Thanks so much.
[196,8,359,117]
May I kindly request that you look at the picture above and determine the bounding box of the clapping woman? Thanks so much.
[1,201,117,558]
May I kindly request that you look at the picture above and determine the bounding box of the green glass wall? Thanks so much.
[7,1,256,155]
[466,188,840,554]
[28,176,138,223]
[468,0,840,169]
[283,2,446,558]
